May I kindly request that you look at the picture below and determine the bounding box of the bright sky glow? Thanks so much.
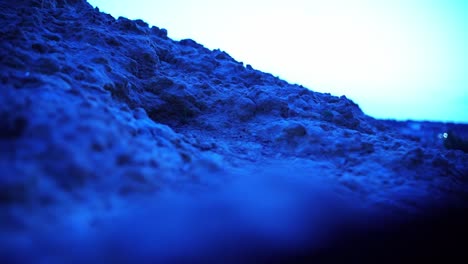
[88,0,468,123]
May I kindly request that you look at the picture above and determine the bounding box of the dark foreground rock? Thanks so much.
[1,0,467,263]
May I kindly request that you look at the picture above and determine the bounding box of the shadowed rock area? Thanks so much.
[1,0,467,263]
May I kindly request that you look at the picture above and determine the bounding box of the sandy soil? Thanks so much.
[1,1,467,263]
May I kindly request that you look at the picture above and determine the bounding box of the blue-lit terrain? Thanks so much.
[1,1,467,263]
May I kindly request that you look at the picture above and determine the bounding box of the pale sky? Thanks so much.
[88,0,468,123]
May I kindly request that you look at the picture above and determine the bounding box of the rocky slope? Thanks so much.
[1,0,467,263]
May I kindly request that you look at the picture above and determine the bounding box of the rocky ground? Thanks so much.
[1,0,467,263]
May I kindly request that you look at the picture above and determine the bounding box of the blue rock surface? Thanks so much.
[1,1,467,263]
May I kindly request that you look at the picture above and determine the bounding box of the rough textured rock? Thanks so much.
[1,1,467,263]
